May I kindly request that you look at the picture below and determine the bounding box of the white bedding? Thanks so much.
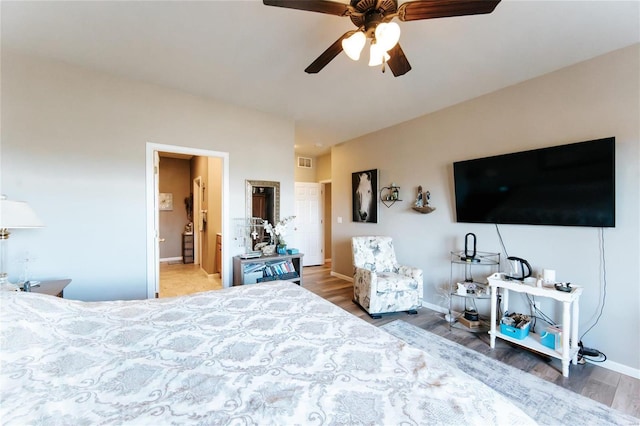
[0,282,535,425]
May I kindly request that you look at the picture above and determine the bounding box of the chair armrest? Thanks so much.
[397,265,424,302]
[354,266,377,293]
[396,265,422,281]
[354,266,376,282]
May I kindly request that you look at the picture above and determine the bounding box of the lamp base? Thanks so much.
[0,274,19,291]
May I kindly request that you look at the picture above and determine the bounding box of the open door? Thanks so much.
[146,142,231,297]
[147,150,161,298]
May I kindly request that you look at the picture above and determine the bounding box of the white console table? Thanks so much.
[488,272,583,377]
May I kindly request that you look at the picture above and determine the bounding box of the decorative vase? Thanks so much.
[277,244,287,255]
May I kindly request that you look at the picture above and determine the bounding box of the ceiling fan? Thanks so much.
[263,0,501,77]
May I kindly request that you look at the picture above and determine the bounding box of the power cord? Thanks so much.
[495,224,509,259]
[578,341,607,364]
[577,228,608,364]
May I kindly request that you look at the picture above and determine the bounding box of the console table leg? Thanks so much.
[490,286,497,348]
[562,301,571,377]
[571,299,580,365]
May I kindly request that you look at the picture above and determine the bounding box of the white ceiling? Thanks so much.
[2,0,638,156]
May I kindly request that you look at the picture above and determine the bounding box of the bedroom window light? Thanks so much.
[0,195,44,289]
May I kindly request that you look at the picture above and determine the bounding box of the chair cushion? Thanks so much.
[376,272,419,293]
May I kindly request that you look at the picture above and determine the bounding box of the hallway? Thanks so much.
[159,262,222,297]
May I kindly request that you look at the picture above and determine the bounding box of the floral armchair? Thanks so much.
[351,236,423,318]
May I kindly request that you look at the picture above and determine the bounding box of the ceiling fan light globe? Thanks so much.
[341,31,366,61]
[368,42,391,67]
[375,22,401,51]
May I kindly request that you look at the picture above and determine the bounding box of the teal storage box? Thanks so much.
[540,326,562,350]
[287,248,299,254]
[500,321,531,340]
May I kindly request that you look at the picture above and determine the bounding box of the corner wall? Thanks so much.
[331,45,640,372]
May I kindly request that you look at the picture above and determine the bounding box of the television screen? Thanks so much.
[453,137,615,227]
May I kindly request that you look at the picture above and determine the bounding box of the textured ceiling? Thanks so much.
[2,0,638,156]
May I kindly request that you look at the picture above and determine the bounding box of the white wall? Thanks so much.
[331,45,640,373]
[1,50,295,300]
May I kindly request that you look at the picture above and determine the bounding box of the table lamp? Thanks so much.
[0,195,44,288]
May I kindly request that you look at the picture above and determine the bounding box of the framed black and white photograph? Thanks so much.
[352,169,378,223]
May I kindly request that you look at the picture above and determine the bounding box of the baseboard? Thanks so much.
[160,257,183,263]
[330,271,352,282]
[590,359,640,380]
[422,300,448,314]
[420,303,640,380]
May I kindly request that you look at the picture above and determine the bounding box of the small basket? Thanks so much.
[500,322,531,340]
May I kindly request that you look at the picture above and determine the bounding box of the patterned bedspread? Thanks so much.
[0,282,535,425]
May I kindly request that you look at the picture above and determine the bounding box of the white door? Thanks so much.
[293,182,323,266]
[151,151,160,297]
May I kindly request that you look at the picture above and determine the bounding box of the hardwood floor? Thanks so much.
[302,262,640,419]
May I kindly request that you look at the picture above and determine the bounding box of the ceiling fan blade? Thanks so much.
[397,0,500,21]
[263,0,352,16]
[386,43,412,77]
[305,32,353,74]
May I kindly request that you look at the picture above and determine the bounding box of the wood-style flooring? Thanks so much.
[158,261,639,418]
[302,263,640,419]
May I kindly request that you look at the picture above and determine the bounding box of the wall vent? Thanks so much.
[297,157,312,168]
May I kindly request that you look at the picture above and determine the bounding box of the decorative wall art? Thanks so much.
[159,193,173,211]
[352,169,378,223]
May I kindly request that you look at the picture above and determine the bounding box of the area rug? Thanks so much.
[381,320,639,426]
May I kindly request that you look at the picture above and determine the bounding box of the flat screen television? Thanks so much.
[453,137,615,227]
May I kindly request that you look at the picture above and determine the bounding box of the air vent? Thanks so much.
[297,157,312,168]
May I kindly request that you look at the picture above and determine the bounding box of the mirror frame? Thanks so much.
[245,180,280,226]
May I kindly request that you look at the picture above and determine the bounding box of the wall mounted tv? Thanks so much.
[453,137,615,227]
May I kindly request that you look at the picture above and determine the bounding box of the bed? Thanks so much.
[0,281,534,425]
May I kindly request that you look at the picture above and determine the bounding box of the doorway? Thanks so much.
[146,142,230,299]
[294,182,324,266]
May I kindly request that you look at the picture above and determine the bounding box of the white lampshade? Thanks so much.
[368,42,391,67]
[0,197,44,229]
[342,31,366,61]
[374,22,401,52]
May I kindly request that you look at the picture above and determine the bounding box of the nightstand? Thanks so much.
[28,279,72,298]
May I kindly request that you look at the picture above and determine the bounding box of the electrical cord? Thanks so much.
[495,224,509,259]
[525,294,556,326]
[578,341,607,363]
[575,228,609,365]
[580,228,608,341]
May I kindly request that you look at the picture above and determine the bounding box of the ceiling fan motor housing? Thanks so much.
[349,0,398,31]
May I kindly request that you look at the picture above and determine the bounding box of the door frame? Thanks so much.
[192,176,202,266]
[320,179,331,264]
[146,142,230,298]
